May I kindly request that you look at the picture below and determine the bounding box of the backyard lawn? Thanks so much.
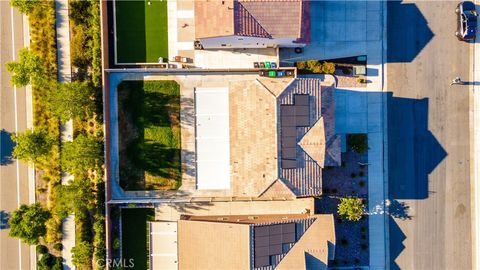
[118,80,181,190]
[115,0,168,63]
[121,208,154,270]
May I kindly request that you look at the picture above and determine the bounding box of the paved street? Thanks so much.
[387,1,473,269]
[0,2,32,270]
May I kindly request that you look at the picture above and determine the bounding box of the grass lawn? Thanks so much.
[121,208,154,270]
[115,0,168,63]
[118,80,181,190]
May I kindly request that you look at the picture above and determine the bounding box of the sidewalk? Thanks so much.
[54,0,75,269]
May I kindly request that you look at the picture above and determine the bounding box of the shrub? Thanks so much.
[337,197,364,222]
[361,243,368,250]
[342,67,352,75]
[361,234,367,240]
[72,241,93,267]
[45,217,62,244]
[359,171,365,177]
[322,62,336,74]
[351,173,357,178]
[358,78,367,84]
[37,253,53,270]
[36,245,48,254]
[113,238,121,250]
[340,238,349,246]
[331,188,338,194]
[361,226,367,233]
[53,242,63,251]
[359,180,366,188]
[348,134,368,154]
[296,61,307,70]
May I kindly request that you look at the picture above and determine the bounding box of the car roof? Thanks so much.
[462,1,476,10]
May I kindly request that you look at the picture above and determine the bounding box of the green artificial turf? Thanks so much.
[121,208,154,270]
[115,0,168,63]
[118,80,181,190]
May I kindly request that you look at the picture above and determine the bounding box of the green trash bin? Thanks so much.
[268,70,276,77]
[265,62,271,68]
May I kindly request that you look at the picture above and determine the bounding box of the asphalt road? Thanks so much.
[387,1,473,269]
[0,2,32,270]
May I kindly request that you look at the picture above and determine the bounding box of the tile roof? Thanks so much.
[195,0,310,41]
[298,117,326,168]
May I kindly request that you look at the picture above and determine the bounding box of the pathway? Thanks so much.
[54,0,75,269]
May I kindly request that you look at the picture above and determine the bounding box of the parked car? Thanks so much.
[455,1,477,41]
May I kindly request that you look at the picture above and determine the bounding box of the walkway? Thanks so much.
[54,0,75,269]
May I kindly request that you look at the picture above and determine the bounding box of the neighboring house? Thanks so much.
[149,213,335,270]
[194,77,340,198]
[194,0,311,49]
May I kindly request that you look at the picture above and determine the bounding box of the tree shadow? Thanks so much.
[387,1,435,63]
[389,216,406,270]
[388,200,412,221]
[0,129,14,166]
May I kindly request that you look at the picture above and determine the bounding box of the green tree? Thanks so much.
[8,203,51,245]
[10,0,39,14]
[71,241,93,267]
[54,179,94,219]
[5,48,44,87]
[337,197,365,222]
[61,134,102,176]
[47,81,96,123]
[11,129,55,164]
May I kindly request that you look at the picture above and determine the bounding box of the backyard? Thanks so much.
[121,208,154,270]
[114,0,168,63]
[118,80,181,190]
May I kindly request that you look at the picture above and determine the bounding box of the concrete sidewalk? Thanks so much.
[54,0,75,269]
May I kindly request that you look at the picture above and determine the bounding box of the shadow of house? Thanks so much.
[389,216,406,270]
[387,1,434,63]
[0,129,14,166]
[387,93,446,269]
[387,95,446,200]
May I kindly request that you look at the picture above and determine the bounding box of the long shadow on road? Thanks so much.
[0,129,14,166]
[387,93,447,269]
[387,1,434,63]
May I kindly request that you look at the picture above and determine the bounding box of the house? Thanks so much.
[149,213,336,270]
[194,0,311,49]
[194,77,340,198]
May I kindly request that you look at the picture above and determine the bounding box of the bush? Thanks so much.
[10,0,40,14]
[340,238,349,246]
[37,253,62,270]
[351,173,356,178]
[342,67,352,75]
[322,62,336,74]
[53,242,63,251]
[296,61,306,70]
[361,243,369,250]
[337,197,364,222]
[359,171,365,177]
[359,180,366,187]
[36,245,48,254]
[72,241,93,267]
[45,217,62,244]
[358,78,367,84]
[348,134,368,154]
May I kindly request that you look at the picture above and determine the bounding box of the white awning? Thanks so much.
[149,222,178,270]
[195,87,231,190]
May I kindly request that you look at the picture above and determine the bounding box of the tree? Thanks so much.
[337,197,364,222]
[37,253,62,270]
[5,48,44,87]
[10,0,39,14]
[54,179,94,219]
[72,241,93,267]
[61,134,102,176]
[8,203,51,245]
[11,129,55,164]
[47,81,96,123]
[322,62,336,74]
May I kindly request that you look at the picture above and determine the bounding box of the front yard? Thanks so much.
[118,80,181,190]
